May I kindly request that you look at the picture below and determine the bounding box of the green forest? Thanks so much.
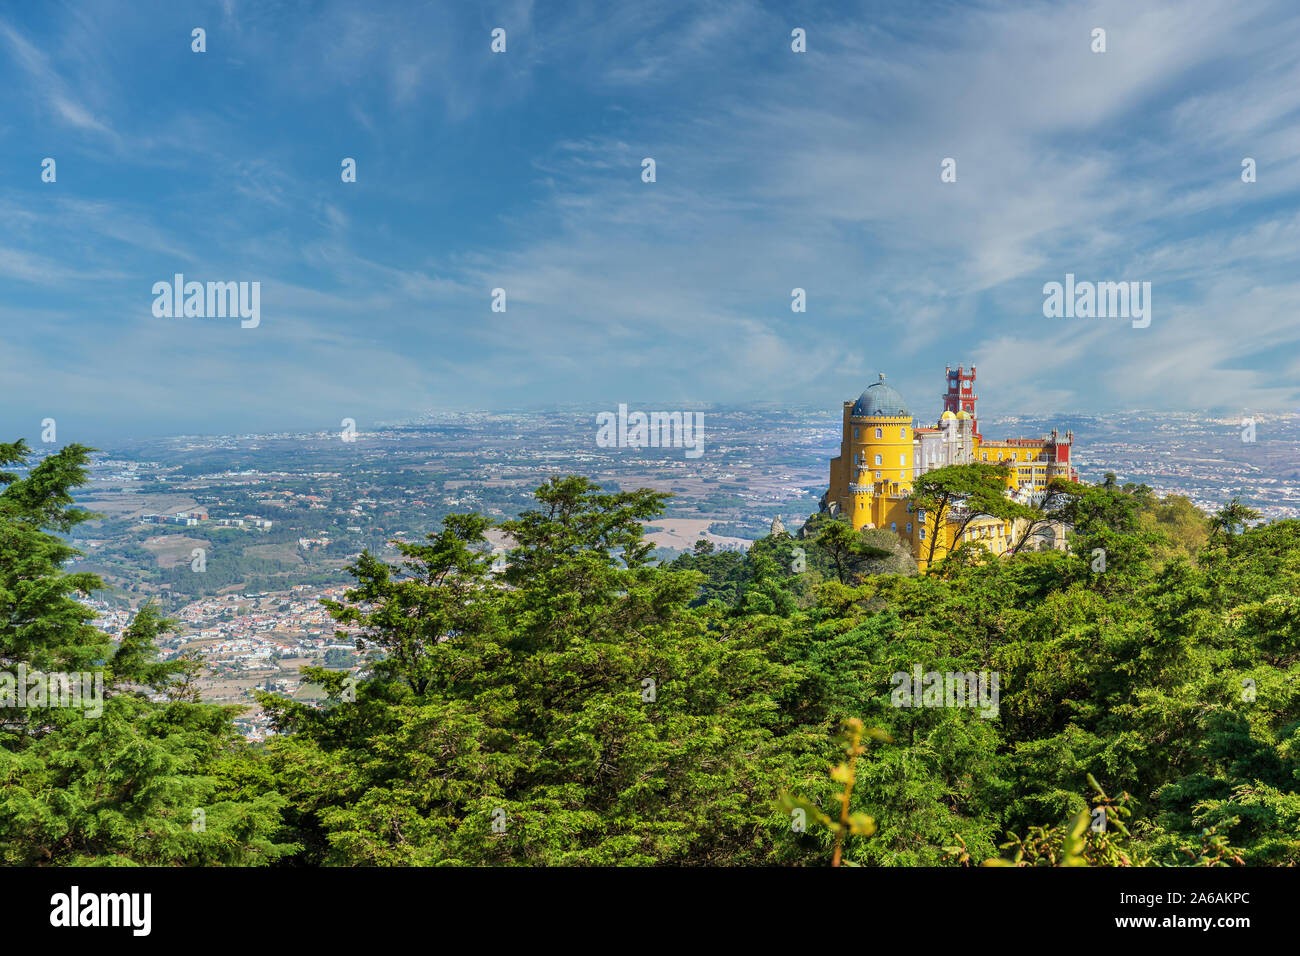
[2,438,1298,866]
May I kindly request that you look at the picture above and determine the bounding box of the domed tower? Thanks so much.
[826,373,914,531]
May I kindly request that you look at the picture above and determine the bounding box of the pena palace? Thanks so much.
[821,365,1080,570]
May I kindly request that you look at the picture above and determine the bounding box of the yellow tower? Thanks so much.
[825,372,915,547]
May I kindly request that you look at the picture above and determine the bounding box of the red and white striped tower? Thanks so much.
[942,365,979,439]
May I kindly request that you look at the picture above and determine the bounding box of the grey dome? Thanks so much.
[851,373,910,418]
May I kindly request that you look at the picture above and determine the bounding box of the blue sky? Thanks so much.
[2,0,1299,442]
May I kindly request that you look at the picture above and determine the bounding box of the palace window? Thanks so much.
[918,509,926,521]
[899,427,906,438]
[890,522,897,532]
[854,427,859,439]
[875,427,883,439]
[906,522,912,533]
[899,453,906,466]
[919,529,926,541]
[874,454,882,466]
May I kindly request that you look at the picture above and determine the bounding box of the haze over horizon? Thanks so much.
[17,402,1289,455]
[4,0,1300,442]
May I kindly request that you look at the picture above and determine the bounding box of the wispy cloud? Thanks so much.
[1,0,1298,440]
[0,19,117,141]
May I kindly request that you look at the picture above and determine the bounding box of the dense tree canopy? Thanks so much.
[2,444,1297,866]
[0,441,290,865]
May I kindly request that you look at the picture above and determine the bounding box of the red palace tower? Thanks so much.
[943,364,980,440]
